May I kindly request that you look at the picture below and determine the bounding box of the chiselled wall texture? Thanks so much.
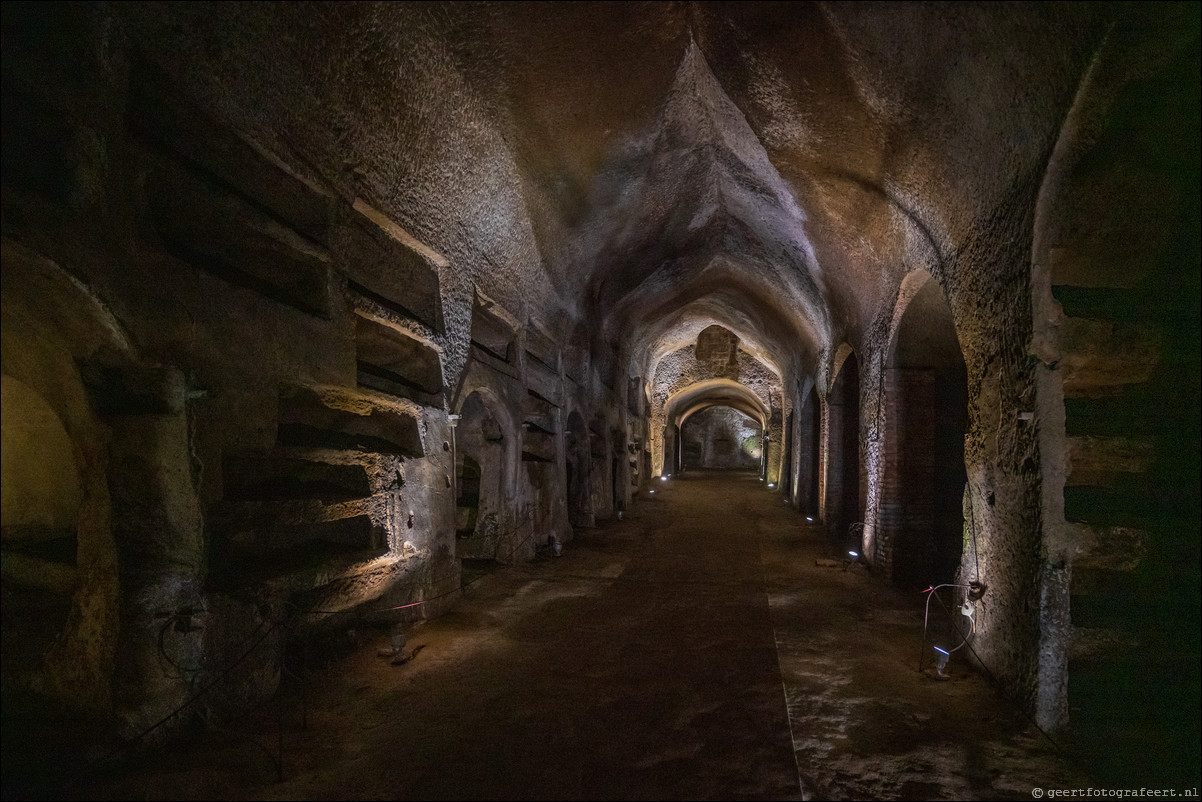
[1,1,1196,787]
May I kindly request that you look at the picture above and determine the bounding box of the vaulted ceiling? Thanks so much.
[118,1,1188,387]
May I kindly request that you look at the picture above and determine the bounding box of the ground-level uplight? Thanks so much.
[933,645,950,677]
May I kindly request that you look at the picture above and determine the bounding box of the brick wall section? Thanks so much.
[824,369,860,546]
[877,368,937,585]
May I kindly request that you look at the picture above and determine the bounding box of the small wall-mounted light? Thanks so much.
[649,489,655,494]
[805,516,814,522]
[661,476,668,482]
[767,483,775,488]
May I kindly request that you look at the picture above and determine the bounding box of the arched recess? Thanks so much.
[2,376,86,673]
[1030,25,1200,761]
[586,417,612,520]
[795,384,822,518]
[610,428,627,512]
[781,408,794,498]
[662,378,771,477]
[452,390,514,560]
[0,242,146,730]
[564,410,593,529]
[879,272,968,589]
[824,347,862,550]
[679,405,763,471]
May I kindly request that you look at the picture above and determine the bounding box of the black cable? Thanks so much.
[64,616,281,793]
[929,590,1065,756]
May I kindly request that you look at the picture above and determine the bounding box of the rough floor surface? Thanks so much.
[71,473,1084,800]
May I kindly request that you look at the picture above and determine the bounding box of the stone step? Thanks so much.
[1065,435,1153,487]
[1058,316,1158,397]
[353,312,444,406]
[222,512,381,555]
[215,497,373,531]
[1063,481,1157,528]
[277,383,424,458]
[1067,522,1147,572]
[222,455,372,502]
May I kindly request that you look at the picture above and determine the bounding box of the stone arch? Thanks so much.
[1027,30,1201,750]
[878,272,968,589]
[1,375,86,678]
[794,383,822,518]
[679,404,763,472]
[452,389,516,559]
[0,245,140,723]
[665,379,770,476]
[781,406,794,500]
[564,409,592,529]
[823,347,862,550]
[2,375,84,533]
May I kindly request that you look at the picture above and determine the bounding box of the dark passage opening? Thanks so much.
[884,277,968,589]
[680,406,762,472]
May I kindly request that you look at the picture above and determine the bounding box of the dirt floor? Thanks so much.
[63,471,1086,800]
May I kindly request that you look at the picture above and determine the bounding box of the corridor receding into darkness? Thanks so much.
[75,473,1081,801]
[1,3,1199,800]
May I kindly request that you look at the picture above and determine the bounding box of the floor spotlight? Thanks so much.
[933,646,950,678]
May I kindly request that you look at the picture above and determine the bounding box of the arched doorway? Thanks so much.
[680,406,763,471]
[882,276,968,589]
[825,350,862,550]
[565,410,592,528]
[797,385,821,518]
[454,392,507,559]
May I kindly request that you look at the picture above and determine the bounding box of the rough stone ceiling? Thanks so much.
[122,1,1127,381]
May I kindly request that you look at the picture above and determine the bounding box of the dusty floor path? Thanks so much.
[74,472,1084,800]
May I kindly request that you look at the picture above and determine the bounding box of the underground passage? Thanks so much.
[1,3,1198,800]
